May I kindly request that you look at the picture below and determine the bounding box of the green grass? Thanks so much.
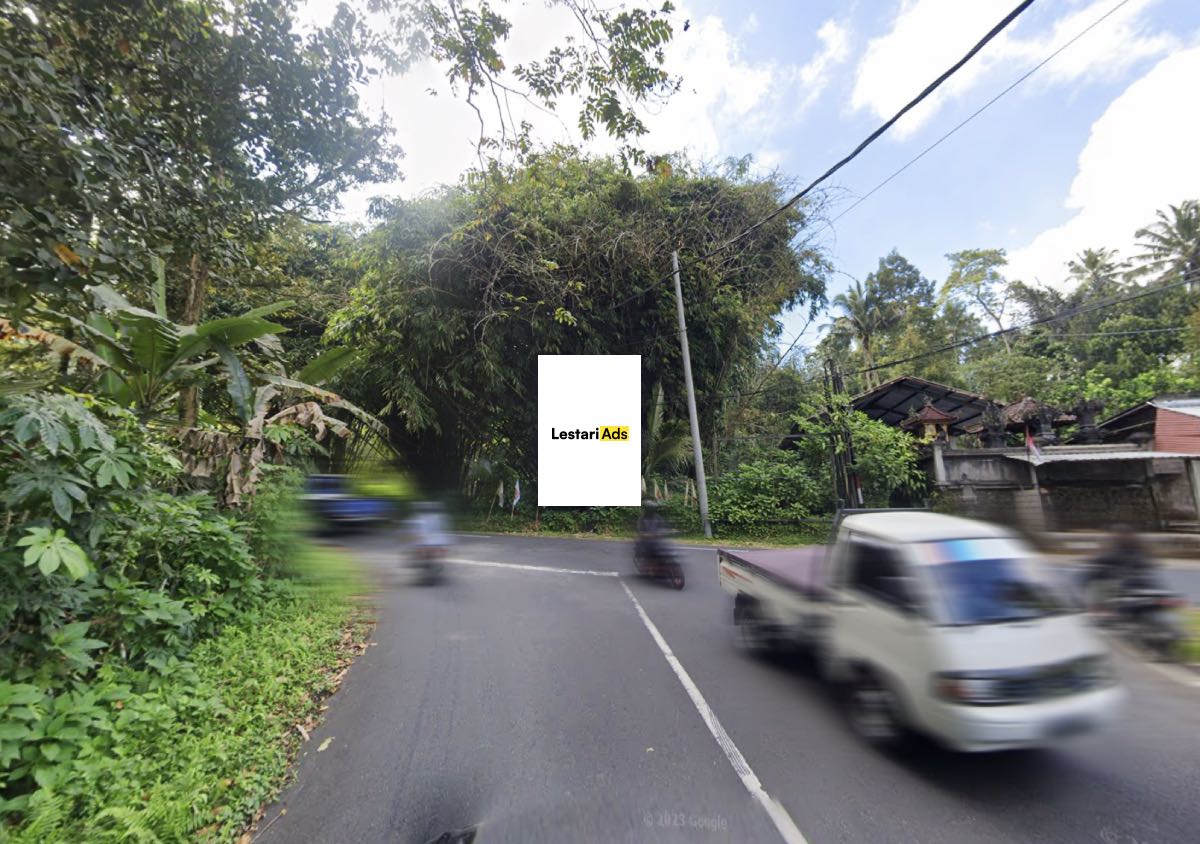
[1184,611,1200,665]
[458,513,828,548]
[5,543,372,844]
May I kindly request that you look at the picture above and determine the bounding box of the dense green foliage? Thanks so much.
[2,545,367,843]
[814,202,1200,413]
[0,2,701,834]
[709,454,824,534]
[329,149,827,490]
[1,0,681,324]
[0,387,357,834]
[0,0,396,320]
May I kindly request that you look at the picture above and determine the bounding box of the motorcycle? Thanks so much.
[1104,587,1189,661]
[633,541,685,589]
[408,544,448,585]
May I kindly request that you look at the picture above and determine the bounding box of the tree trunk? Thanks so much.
[711,413,720,481]
[178,254,209,426]
[979,302,1011,352]
[861,338,876,390]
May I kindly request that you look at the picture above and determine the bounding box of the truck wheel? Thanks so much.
[734,598,771,655]
[810,639,834,681]
[846,669,904,749]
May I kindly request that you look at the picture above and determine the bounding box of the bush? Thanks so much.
[0,392,275,684]
[659,494,701,535]
[538,506,635,534]
[0,390,319,826]
[709,454,823,534]
[789,406,925,510]
[242,465,307,574]
[1,545,367,839]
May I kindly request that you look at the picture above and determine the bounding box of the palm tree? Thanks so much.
[1135,200,1200,287]
[1066,248,1128,297]
[826,278,895,388]
[642,382,691,491]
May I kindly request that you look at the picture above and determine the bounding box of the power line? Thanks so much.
[703,278,1196,400]
[854,270,1198,375]
[708,0,1038,258]
[820,0,1134,232]
[1042,326,1188,339]
[608,0,1038,310]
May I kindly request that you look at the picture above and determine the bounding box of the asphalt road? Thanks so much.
[256,533,1200,844]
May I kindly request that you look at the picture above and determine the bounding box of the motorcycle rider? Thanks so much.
[407,501,449,544]
[405,501,451,578]
[1083,526,1160,615]
[637,499,669,559]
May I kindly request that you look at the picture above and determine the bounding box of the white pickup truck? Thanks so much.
[718,511,1125,752]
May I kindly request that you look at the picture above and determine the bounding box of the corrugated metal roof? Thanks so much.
[848,376,991,433]
[1153,399,1200,419]
[1004,450,1195,466]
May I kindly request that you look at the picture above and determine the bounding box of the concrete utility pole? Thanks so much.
[671,250,712,538]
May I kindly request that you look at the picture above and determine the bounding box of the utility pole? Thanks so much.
[672,250,712,538]
[823,358,863,509]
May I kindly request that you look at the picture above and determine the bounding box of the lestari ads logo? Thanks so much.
[538,355,640,506]
[550,426,630,441]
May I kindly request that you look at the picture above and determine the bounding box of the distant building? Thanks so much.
[1097,396,1200,454]
[783,377,1200,533]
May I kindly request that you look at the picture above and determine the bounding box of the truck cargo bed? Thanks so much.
[718,546,831,599]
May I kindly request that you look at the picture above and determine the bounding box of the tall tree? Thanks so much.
[867,249,935,309]
[1067,247,1129,296]
[1136,200,1200,286]
[1,0,398,319]
[827,278,894,388]
[328,149,827,490]
[2,0,682,320]
[942,248,1012,351]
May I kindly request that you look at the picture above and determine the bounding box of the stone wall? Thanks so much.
[937,487,1045,533]
[1041,484,1157,531]
[929,450,1200,533]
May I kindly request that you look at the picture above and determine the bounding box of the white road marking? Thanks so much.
[445,558,619,577]
[619,580,809,844]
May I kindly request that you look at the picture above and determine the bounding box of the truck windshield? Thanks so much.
[917,539,1067,625]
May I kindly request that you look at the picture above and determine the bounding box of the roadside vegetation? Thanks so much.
[4,0,1200,834]
[4,545,371,843]
[1,0,685,838]
[1185,612,1200,665]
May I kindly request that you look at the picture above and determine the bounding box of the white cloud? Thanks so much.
[850,0,1174,138]
[646,13,777,155]
[797,19,851,112]
[1005,45,1200,285]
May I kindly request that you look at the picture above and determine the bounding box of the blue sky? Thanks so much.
[309,0,1200,356]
